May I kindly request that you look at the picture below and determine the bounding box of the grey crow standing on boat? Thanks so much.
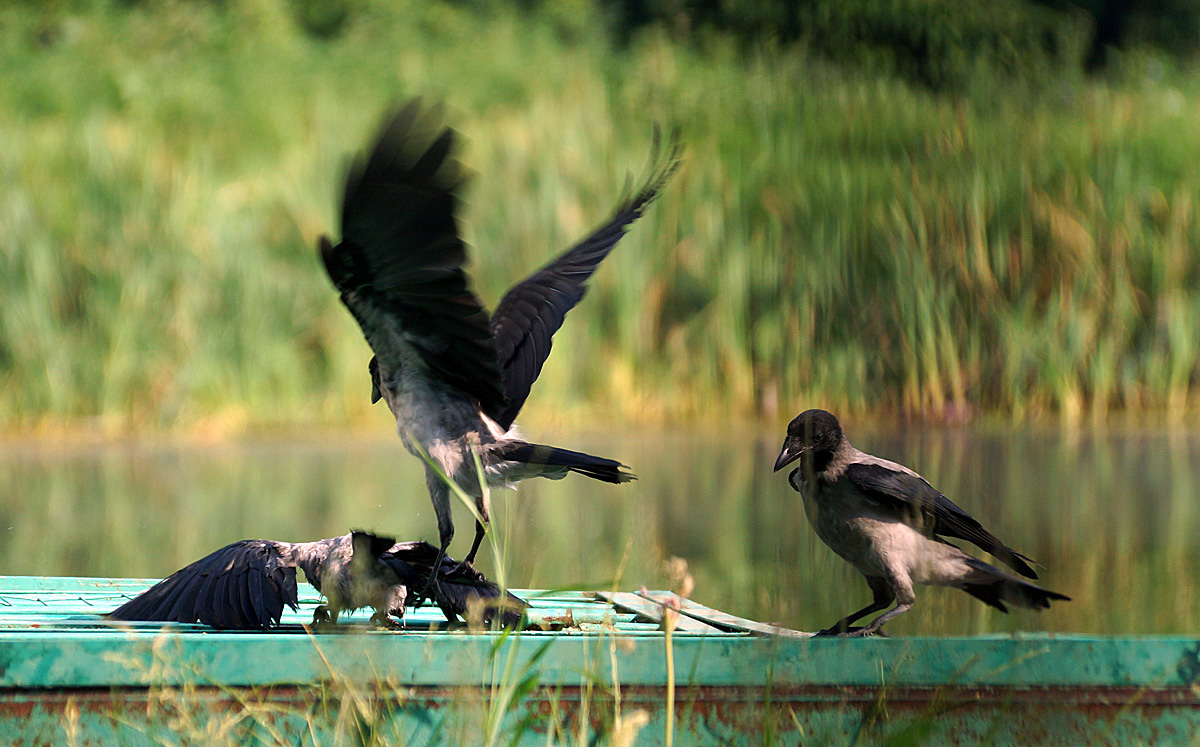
[318,100,680,598]
[108,531,524,630]
[773,409,1069,637]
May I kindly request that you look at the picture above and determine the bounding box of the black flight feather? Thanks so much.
[320,101,509,422]
[489,126,681,429]
[164,572,205,623]
[109,540,299,631]
[246,566,268,628]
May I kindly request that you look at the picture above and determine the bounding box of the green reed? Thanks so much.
[3,0,1200,431]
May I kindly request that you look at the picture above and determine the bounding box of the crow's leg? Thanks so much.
[417,543,448,608]
[310,604,341,631]
[845,573,915,637]
[817,576,894,636]
[388,604,408,630]
[311,605,330,626]
[463,493,493,566]
[464,521,487,566]
[846,602,913,637]
[413,470,454,609]
[463,469,492,565]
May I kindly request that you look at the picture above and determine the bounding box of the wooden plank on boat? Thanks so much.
[636,590,811,638]
[593,591,725,633]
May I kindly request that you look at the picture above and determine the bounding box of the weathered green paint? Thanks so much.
[1,576,1199,745]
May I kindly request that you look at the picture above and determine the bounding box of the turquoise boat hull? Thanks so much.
[0,576,1197,745]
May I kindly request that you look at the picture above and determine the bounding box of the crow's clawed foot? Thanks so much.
[310,604,339,632]
[815,625,889,638]
[844,627,888,638]
[369,610,404,630]
[814,624,850,637]
[411,577,443,611]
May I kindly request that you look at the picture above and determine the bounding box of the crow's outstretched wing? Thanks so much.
[320,100,508,421]
[841,462,1038,579]
[489,128,680,428]
[108,540,298,630]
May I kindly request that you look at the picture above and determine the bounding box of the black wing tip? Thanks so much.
[610,464,638,483]
[1018,582,1071,611]
[317,234,352,290]
[375,98,461,176]
[1006,551,1039,580]
[1043,589,1072,603]
[108,597,155,622]
[649,122,684,177]
[619,123,683,216]
[341,97,466,227]
[566,462,635,484]
[491,594,528,629]
[108,540,295,630]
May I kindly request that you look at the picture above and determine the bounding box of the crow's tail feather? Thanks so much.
[960,557,1070,613]
[497,441,635,484]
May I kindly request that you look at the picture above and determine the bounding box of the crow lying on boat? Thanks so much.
[318,99,680,602]
[774,409,1069,636]
[108,531,524,630]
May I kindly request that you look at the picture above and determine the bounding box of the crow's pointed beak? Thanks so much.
[369,357,382,404]
[774,440,803,472]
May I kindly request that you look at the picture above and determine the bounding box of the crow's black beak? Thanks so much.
[773,440,803,472]
[368,356,382,404]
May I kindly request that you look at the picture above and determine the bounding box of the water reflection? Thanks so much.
[1,424,1197,635]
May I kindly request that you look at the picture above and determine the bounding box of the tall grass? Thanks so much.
[2,0,1200,431]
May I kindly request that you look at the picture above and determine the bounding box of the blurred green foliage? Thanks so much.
[610,0,1200,80]
[1,0,1199,432]
[796,0,1086,91]
[612,0,1088,90]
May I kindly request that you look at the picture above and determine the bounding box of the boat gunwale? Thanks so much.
[1,575,1199,694]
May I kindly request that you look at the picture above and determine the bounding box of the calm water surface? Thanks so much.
[2,423,1197,635]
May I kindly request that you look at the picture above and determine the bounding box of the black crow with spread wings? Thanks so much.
[318,100,680,597]
[108,531,524,630]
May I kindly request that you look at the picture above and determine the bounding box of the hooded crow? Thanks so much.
[319,100,679,598]
[108,531,524,630]
[774,409,1069,636]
